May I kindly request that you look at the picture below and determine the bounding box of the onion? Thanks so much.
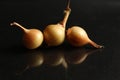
[10,22,44,49]
[66,26,104,48]
[43,0,71,46]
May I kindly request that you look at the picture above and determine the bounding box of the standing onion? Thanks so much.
[10,22,44,49]
[66,26,104,48]
[43,0,71,46]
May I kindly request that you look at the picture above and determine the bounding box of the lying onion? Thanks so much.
[66,26,104,48]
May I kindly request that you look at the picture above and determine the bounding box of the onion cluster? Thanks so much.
[10,0,103,49]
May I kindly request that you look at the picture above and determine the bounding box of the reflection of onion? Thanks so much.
[15,47,102,75]
[15,51,44,75]
[44,52,68,68]
[65,48,101,65]
[66,51,88,64]
[26,53,44,67]
[44,53,63,66]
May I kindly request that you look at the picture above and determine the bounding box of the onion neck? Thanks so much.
[89,40,104,48]
[10,22,29,33]
[61,57,68,69]
[59,0,71,28]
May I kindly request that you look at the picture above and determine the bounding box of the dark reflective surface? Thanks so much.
[0,0,120,80]
[0,45,104,80]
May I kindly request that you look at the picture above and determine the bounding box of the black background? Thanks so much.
[0,0,120,80]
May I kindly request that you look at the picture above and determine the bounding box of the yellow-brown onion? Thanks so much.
[66,26,103,48]
[10,22,44,49]
[43,0,71,46]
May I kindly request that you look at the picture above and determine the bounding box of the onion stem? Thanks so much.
[89,40,104,48]
[60,0,71,28]
[10,22,28,32]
